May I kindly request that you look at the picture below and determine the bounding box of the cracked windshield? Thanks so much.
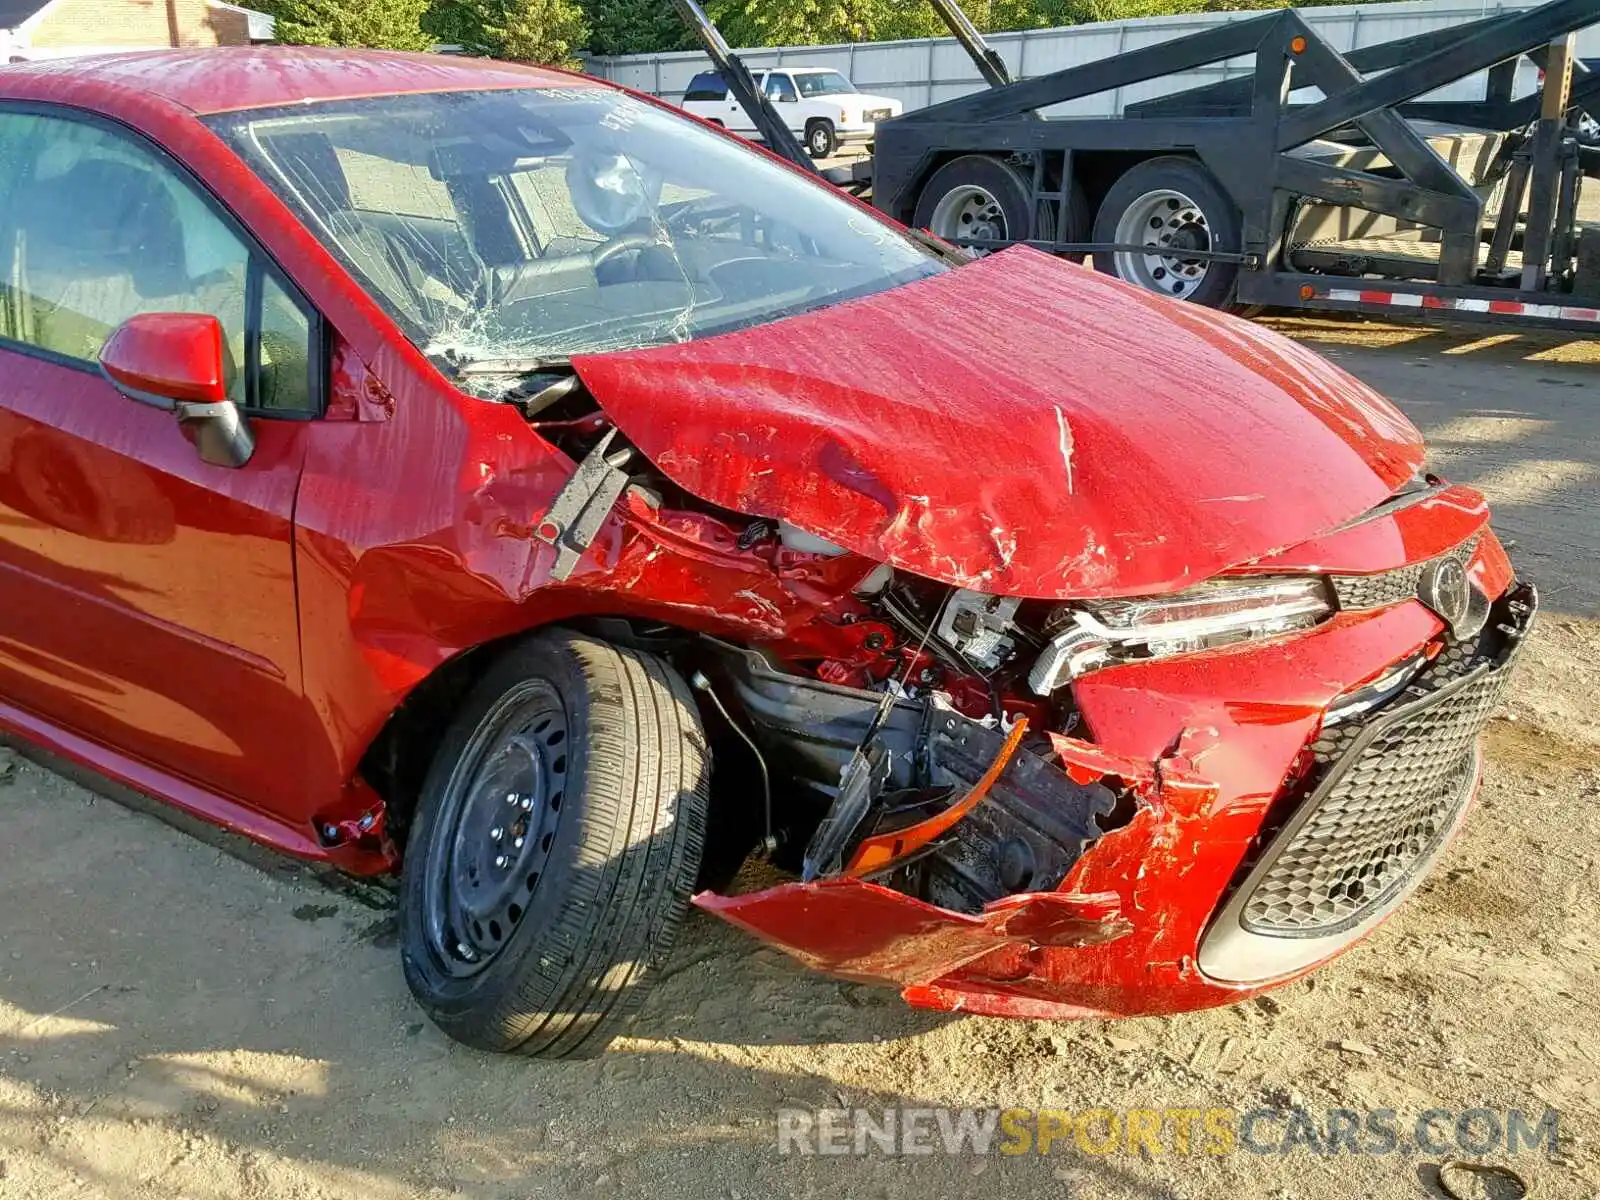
[208,86,944,382]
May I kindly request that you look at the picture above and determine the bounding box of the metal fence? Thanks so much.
[584,0,1600,117]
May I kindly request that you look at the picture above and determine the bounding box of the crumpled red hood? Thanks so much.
[572,246,1423,598]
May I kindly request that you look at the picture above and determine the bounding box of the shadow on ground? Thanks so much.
[0,771,1190,1198]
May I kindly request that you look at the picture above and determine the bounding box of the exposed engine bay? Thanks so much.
[476,363,1374,918]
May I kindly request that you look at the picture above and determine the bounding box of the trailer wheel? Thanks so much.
[914,155,1035,253]
[1092,157,1242,307]
[914,155,1089,256]
[399,630,709,1058]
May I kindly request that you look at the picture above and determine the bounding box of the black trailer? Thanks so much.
[674,0,1600,332]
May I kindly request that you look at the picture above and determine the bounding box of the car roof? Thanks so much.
[0,47,592,116]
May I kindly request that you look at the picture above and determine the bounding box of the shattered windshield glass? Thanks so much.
[206,87,944,378]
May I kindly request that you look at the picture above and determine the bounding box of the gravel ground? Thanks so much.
[0,318,1596,1200]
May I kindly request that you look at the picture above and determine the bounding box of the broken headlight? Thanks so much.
[1029,577,1332,694]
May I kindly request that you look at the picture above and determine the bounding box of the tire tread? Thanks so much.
[400,630,708,1059]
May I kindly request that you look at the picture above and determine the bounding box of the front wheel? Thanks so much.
[805,119,837,158]
[1091,156,1243,308]
[399,630,709,1058]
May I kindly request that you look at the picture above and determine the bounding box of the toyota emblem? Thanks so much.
[1418,556,1473,635]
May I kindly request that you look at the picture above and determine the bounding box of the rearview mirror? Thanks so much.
[99,313,254,468]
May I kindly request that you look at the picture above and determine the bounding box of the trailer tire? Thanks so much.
[913,155,1036,252]
[399,630,709,1058]
[1092,156,1242,308]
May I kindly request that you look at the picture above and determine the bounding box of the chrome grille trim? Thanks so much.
[1329,535,1478,613]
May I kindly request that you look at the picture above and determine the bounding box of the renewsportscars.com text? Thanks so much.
[776,1106,1559,1158]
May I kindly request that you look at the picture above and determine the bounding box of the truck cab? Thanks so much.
[681,66,902,157]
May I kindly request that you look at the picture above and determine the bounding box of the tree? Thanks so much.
[261,0,433,49]
[702,0,946,47]
[425,0,588,64]
[585,0,691,56]
[421,0,479,46]
[674,0,1393,49]
[502,0,590,63]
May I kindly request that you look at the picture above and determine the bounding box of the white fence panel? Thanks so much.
[584,0,1600,118]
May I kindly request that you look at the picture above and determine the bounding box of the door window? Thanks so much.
[764,73,797,103]
[0,111,319,414]
[682,73,728,102]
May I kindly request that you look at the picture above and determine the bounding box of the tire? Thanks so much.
[913,154,1034,250]
[399,629,709,1058]
[805,119,837,159]
[1091,155,1243,308]
[1055,183,1094,263]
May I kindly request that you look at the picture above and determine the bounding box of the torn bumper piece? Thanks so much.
[689,728,1186,1020]
[693,878,1131,989]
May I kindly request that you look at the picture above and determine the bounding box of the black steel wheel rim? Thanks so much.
[424,679,569,977]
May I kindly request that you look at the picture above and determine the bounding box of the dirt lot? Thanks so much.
[1,319,1597,1200]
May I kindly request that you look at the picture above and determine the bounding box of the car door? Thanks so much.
[0,107,324,815]
[724,71,762,133]
[763,71,801,135]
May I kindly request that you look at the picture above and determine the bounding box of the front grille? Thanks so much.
[1242,668,1508,935]
[1330,536,1478,612]
[1199,582,1534,981]
[864,107,892,122]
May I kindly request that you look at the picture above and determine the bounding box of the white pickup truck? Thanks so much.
[679,66,902,158]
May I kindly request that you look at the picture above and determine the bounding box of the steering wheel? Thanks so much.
[588,230,669,274]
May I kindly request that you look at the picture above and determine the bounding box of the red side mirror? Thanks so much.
[99,313,254,468]
[99,312,227,408]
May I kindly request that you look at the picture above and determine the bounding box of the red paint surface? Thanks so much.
[697,880,1130,987]
[0,47,582,115]
[575,246,1425,599]
[99,313,227,404]
[1239,482,1488,574]
[0,50,1521,1021]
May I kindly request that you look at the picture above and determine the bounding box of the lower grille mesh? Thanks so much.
[1241,660,1511,936]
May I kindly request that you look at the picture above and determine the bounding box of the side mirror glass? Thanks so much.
[99,313,254,468]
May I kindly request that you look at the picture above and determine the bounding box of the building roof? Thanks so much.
[0,0,51,31]
[2,0,275,37]
[0,46,588,114]
[208,1,276,41]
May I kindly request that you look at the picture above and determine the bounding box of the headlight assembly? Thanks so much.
[1029,577,1332,694]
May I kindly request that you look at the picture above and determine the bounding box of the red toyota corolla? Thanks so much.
[0,49,1533,1057]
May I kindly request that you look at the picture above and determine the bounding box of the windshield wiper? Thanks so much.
[904,226,973,266]
[451,355,574,377]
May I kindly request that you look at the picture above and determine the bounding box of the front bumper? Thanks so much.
[695,545,1533,1020]
[1199,580,1532,984]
